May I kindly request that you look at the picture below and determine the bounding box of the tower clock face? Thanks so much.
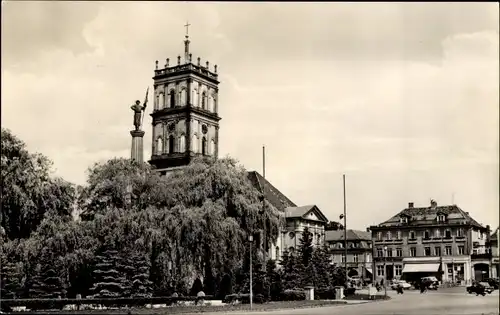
[202,125,208,134]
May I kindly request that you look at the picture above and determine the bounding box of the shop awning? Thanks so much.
[365,267,373,275]
[403,263,440,273]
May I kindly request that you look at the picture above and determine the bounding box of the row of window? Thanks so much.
[338,253,363,263]
[333,241,369,249]
[288,231,323,244]
[155,89,217,112]
[399,214,447,224]
[376,228,465,241]
[376,245,466,257]
[376,265,403,277]
[154,135,215,155]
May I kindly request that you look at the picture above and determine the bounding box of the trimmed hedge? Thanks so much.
[0,295,214,312]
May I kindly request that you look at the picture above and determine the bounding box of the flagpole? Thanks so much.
[141,87,149,128]
[343,174,347,289]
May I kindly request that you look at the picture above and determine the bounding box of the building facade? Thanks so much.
[325,229,373,281]
[149,33,220,173]
[281,205,329,257]
[491,227,499,279]
[247,171,329,262]
[369,200,492,286]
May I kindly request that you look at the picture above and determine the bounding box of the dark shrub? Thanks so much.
[344,287,356,296]
[190,278,204,296]
[315,288,336,300]
[254,293,266,304]
[281,289,306,301]
[217,273,233,300]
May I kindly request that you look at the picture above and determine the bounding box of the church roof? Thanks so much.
[247,171,296,211]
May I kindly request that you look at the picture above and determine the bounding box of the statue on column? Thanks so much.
[131,100,145,131]
[131,87,149,131]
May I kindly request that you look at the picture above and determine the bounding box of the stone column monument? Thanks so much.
[130,97,147,163]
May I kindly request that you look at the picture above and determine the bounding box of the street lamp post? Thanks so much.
[248,234,254,310]
[339,174,348,289]
[383,246,388,297]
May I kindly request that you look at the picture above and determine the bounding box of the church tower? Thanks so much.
[149,24,221,174]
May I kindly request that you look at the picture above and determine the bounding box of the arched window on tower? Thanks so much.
[208,95,214,112]
[168,135,175,153]
[156,137,163,154]
[201,92,206,110]
[202,137,207,155]
[192,134,198,153]
[159,93,164,109]
[210,139,215,156]
[179,134,186,152]
[169,90,175,108]
[155,95,160,110]
[276,246,280,261]
[192,88,198,107]
[180,88,187,106]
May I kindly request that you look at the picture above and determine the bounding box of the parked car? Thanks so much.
[484,278,499,290]
[390,280,411,290]
[467,282,494,295]
[421,276,439,290]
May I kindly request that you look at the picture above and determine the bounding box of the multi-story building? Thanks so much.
[369,200,492,285]
[491,227,499,279]
[247,171,329,262]
[325,229,373,281]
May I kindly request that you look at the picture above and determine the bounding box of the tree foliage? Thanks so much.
[1,128,76,240]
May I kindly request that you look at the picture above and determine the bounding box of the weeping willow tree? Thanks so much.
[2,155,285,298]
[78,156,285,296]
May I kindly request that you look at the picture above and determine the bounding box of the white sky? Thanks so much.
[2,2,499,231]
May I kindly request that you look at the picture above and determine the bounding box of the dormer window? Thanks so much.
[437,214,446,222]
[400,217,408,224]
[387,231,392,240]
[377,232,382,240]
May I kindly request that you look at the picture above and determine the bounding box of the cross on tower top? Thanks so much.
[184,21,191,38]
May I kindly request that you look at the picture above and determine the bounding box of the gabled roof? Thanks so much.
[247,171,296,211]
[492,227,499,239]
[284,205,329,223]
[376,203,484,229]
[325,229,371,242]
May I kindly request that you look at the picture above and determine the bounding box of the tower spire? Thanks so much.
[184,21,191,63]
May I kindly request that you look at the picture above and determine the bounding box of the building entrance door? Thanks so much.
[386,264,394,280]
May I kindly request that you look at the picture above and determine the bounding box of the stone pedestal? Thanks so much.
[334,286,344,300]
[304,286,314,301]
[130,130,145,163]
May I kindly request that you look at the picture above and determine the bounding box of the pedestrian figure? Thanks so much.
[420,280,427,294]
[397,284,404,294]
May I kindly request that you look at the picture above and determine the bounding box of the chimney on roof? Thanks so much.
[366,227,370,232]
[408,202,414,208]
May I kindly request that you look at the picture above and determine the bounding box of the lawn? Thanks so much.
[8,300,348,315]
